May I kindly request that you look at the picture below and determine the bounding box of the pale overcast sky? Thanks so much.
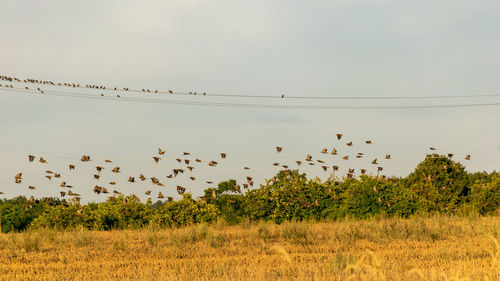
[1,0,499,202]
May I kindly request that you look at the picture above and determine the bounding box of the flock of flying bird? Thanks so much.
[7,132,474,202]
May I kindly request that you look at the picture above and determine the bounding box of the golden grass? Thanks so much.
[1,215,500,280]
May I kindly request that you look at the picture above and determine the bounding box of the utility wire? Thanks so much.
[1,87,500,110]
[2,74,500,100]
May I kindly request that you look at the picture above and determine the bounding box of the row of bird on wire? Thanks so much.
[8,133,471,202]
[1,74,201,97]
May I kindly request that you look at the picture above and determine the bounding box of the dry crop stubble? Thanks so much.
[0,216,499,280]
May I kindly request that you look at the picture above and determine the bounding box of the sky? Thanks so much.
[1,0,499,202]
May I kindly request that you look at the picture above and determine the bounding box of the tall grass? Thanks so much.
[0,215,499,280]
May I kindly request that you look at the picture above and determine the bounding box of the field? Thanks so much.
[0,215,499,281]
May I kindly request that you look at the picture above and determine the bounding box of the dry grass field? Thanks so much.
[1,215,500,281]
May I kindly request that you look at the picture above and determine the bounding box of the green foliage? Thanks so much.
[0,155,499,232]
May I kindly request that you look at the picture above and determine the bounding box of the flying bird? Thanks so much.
[336,134,342,140]
[276,147,283,153]
[28,155,35,162]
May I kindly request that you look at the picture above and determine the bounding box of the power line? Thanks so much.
[1,87,500,110]
[2,74,500,100]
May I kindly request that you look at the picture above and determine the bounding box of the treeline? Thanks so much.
[0,154,498,233]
